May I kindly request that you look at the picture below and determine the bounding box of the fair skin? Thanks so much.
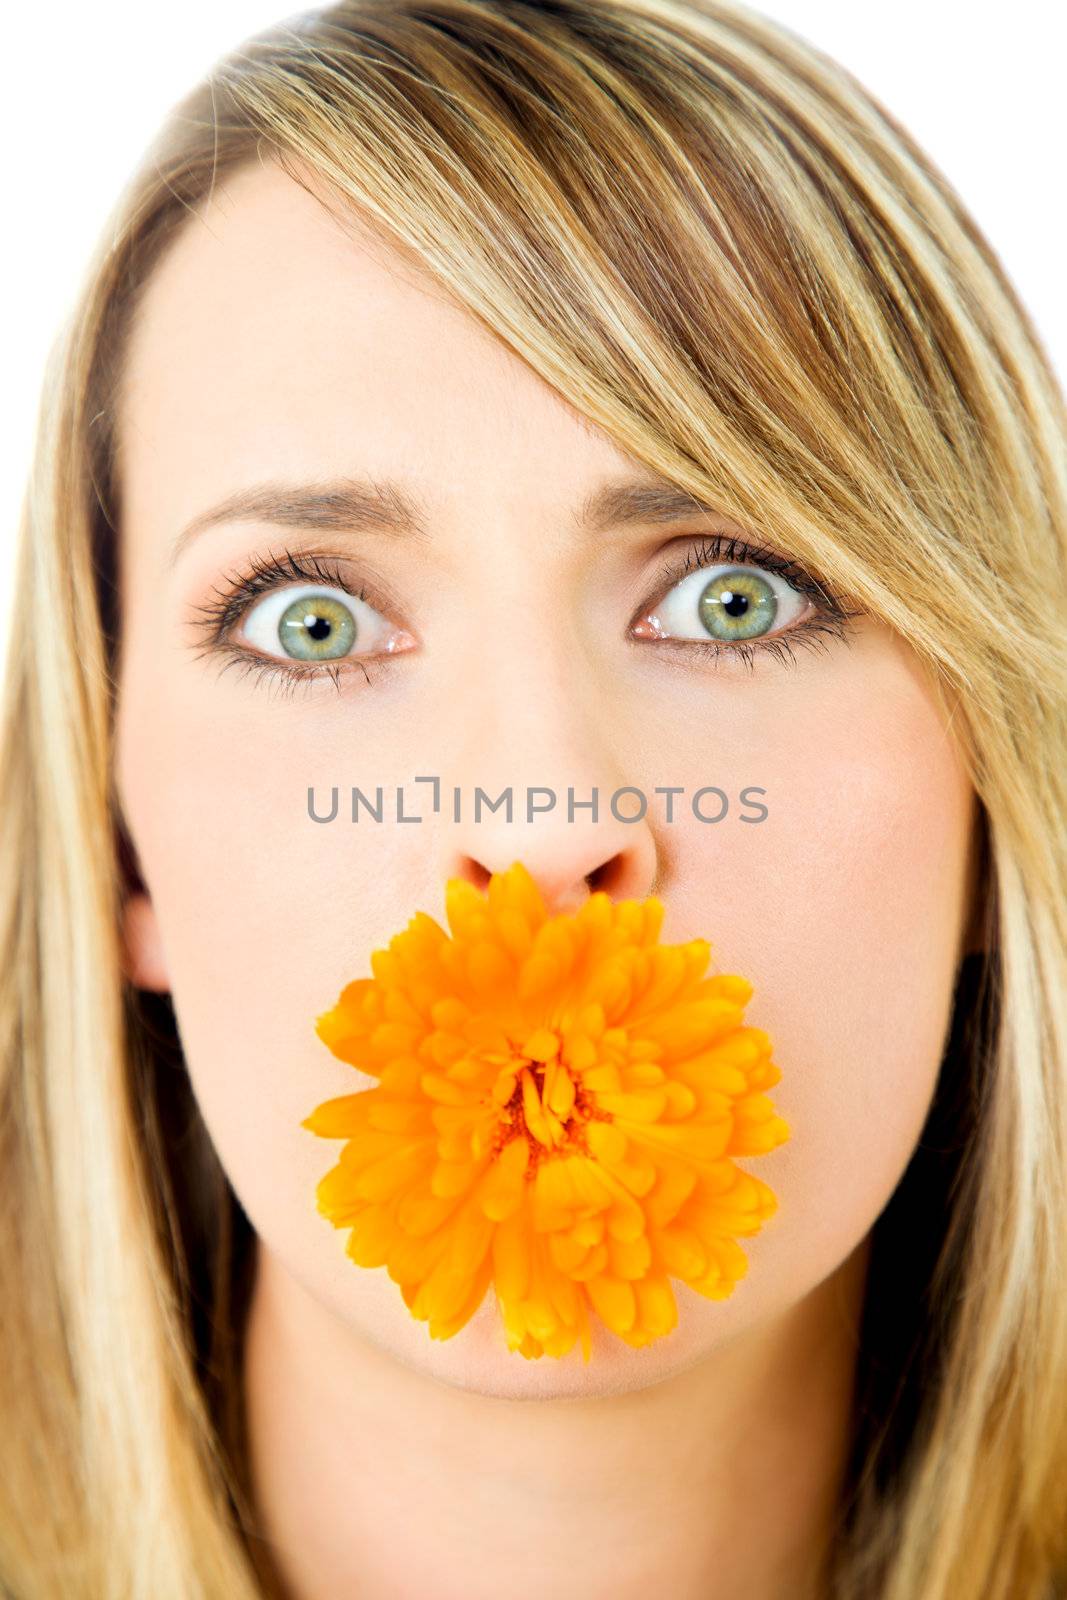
[115,159,979,1598]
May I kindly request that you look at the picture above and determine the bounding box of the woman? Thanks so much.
[2,1,1065,1595]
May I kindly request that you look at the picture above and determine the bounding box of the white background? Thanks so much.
[1,2,1063,663]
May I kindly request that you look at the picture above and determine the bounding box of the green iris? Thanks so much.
[698,568,777,641]
[277,593,357,660]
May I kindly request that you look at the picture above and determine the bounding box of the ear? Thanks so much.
[121,890,171,991]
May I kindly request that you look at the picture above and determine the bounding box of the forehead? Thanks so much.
[117,159,637,554]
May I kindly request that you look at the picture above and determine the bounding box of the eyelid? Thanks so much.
[631,531,843,629]
[188,546,404,646]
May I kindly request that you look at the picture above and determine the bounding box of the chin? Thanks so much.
[318,1252,764,1403]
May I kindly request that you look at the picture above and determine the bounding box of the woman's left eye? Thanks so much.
[630,537,858,668]
[638,562,808,643]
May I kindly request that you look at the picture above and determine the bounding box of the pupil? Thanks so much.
[722,590,749,617]
[305,613,332,640]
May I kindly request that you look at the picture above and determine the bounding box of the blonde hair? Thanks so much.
[2,1,1066,1594]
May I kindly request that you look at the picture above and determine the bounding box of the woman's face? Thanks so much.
[115,159,978,1399]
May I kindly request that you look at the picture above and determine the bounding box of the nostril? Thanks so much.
[467,860,493,895]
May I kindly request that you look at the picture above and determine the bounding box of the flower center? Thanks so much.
[487,1036,614,1179]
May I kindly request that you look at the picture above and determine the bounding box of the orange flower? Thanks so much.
[302,861,790,1361]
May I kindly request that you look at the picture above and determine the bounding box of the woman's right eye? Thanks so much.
[239,581,413,665]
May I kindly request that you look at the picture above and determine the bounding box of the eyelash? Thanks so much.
[645,533,863,676]
[187,535,863,699]
[188,548,378,702]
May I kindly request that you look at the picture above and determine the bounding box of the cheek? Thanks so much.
[113,667,438,1269]
[750,753,972,1272]
[665,684,975,1305]
[608,643,975,1335]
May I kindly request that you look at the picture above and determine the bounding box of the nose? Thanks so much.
[450,824,656,918]
[438,751,660,918]
[430,546,662,918]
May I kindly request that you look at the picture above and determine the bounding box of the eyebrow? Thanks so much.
[166,474,722,569]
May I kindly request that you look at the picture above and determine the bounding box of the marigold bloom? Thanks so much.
[302,861,791,1360]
